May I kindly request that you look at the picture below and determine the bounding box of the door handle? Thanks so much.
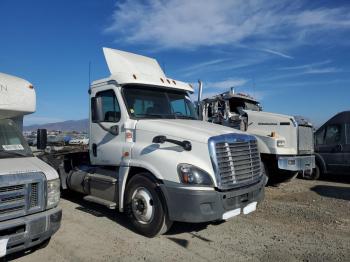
[92,143,97,157]
[335,144,343,152]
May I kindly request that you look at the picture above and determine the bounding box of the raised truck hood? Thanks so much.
[136,119,247,143]
[243,109,294,123]
[0,157,58,180]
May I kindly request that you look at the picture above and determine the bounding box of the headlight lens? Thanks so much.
[277,140,286,147]
[177,164,214,186]
[47,179,60,209]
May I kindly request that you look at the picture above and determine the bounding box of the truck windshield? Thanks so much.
[123,85,198,119]
[229,98,261,112]
[244,101,261,111]
[0,119,33,158]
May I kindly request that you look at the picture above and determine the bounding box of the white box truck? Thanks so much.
[0,73,61,257]
[200,88,315,182]
[37,48,266,237]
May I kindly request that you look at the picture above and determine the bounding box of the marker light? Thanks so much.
[277,140,285,147]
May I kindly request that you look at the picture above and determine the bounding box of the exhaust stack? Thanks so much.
[197,80,203,120]
[198,80,203,103]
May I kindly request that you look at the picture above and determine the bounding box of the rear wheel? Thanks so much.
[125,174,172,237]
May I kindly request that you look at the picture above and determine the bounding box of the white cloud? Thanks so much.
[279,60,332,70]
[305,67,341,74]
[178,58,229,73]
[259,48,294,59]
[205,78,248,89]
[105,0,350,50]
[276,60,341,75]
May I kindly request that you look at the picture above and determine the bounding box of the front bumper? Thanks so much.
[277,155,315,172]
[160,176,266,223]
[0,206,62,257]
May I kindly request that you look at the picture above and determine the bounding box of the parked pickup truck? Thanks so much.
[0,73,61,258]
[36,48,266,237]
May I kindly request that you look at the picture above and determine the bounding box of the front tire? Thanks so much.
[304,163,321,180]
[125,174,172,237]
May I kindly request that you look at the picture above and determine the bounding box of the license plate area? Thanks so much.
[0,238,9,257]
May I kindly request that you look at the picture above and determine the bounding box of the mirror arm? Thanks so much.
[98,122,119,136]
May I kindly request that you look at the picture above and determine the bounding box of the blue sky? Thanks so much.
[0,0,349,127]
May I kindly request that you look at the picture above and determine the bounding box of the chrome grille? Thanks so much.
[0,184,26,219]
[209,134,262,190]
[0,185,24,193]
[298,126,314,154]
[30,183,39,208]
[0,173,45,221]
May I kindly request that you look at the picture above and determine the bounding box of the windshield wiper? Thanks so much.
[136,113,175,119]
[0,150,29,157]
[174,115,196,120]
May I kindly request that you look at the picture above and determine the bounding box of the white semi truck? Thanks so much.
[37,48,266,237]
[200,88,315,182]
[0,73,61,257]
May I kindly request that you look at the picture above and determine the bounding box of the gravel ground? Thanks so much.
[8,176,350,262]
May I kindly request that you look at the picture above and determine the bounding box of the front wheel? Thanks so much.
[304,163,321,180]
[125,174,172,237]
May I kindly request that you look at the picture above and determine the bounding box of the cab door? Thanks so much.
[344,123,350,173]
[89,87,124,166]
[317,123,346,174]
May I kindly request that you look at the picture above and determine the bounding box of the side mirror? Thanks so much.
[109,125,119,136]
[91,97,104,123]
[37,129,47,150]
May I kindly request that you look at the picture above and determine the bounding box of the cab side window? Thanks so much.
[315,127,325,145]
[346,123,350,144]
[324,124,342,144]
[92,90,121,123]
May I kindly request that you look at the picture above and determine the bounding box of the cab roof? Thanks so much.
[91,48,194,93]
[203,91,258,103]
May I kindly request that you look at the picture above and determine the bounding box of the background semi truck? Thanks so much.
[37,48,266,237]
[200,88,315,182]
[0,73,61,257]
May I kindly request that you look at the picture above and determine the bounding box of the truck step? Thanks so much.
[83,195,117,209]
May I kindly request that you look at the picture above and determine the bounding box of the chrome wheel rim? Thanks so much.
[131,187,154,224]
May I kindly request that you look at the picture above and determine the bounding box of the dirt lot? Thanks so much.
[9,176,350,262]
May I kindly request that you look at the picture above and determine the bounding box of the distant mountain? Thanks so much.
[24,119,89,132]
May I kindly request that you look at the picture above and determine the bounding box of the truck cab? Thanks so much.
[0,73,61,257]
[42,48,266,237]
[201,89,315,181]
[312,111,350,179]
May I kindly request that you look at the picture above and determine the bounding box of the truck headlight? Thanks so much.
[47,179,60,209]
[277,140,286,147]
[177,164,213,186]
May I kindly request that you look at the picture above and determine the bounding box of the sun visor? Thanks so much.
[102,47,193,92]
[103,47,166,79]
